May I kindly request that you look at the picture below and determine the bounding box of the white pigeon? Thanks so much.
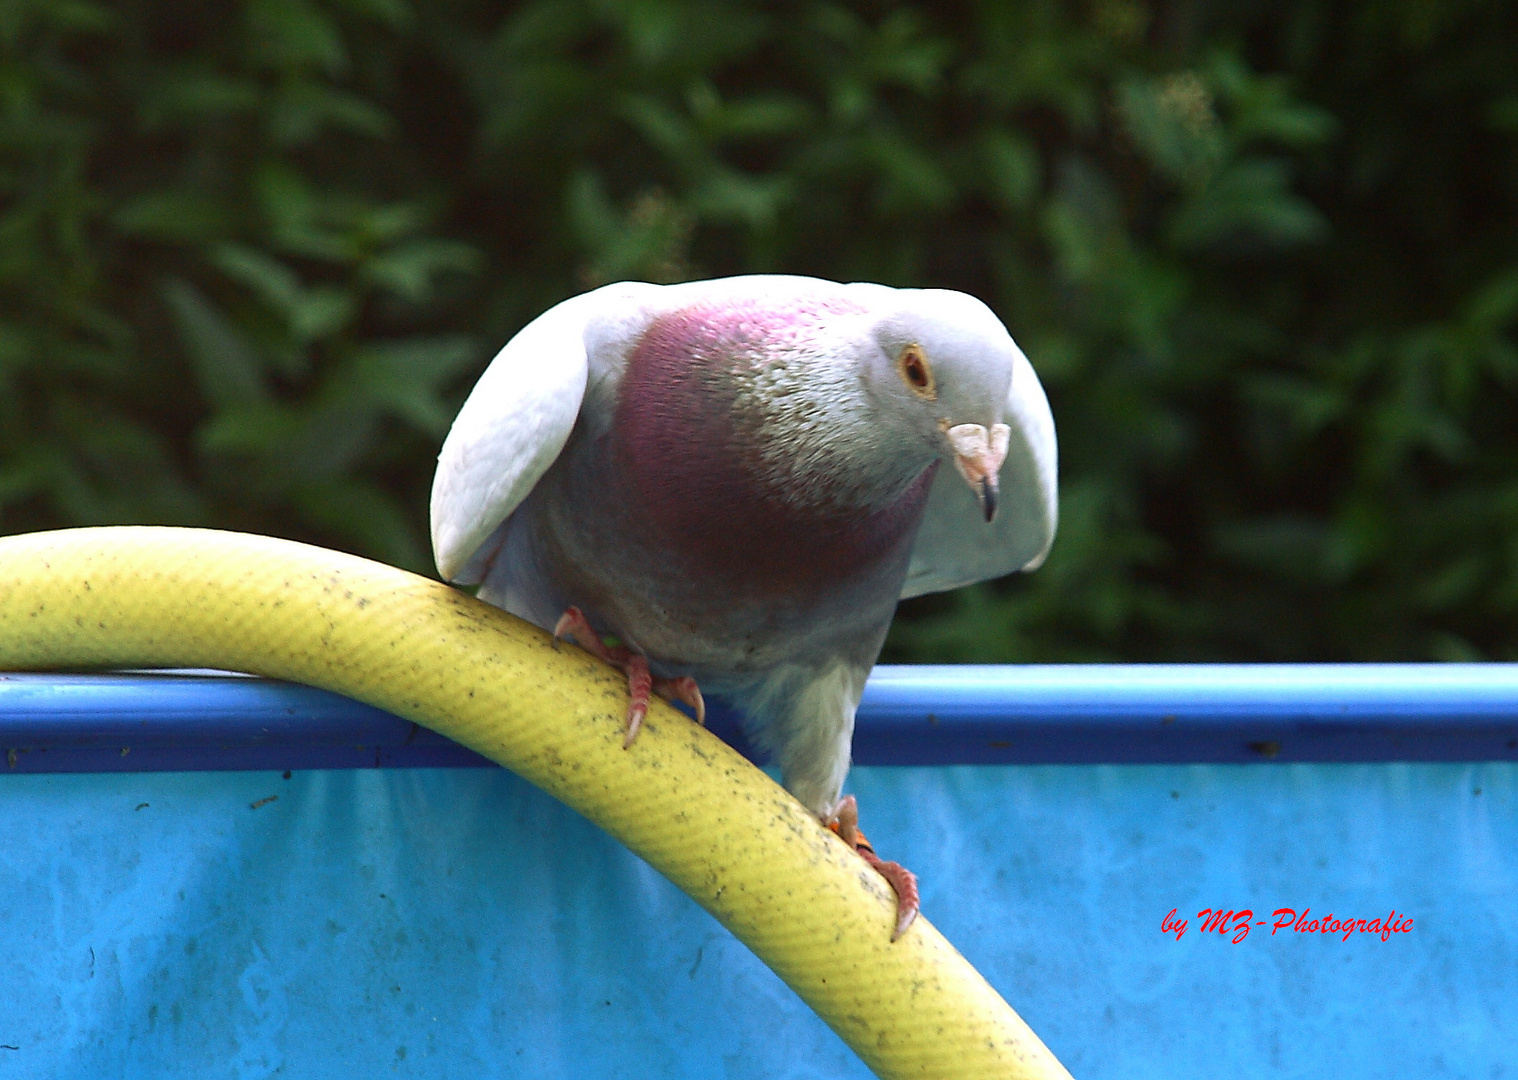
[431,275,1057,936]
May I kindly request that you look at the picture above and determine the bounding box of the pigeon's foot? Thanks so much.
[827,794,919,941]
[552,606,706,748]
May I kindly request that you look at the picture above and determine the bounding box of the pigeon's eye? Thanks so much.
[897,344,936,400]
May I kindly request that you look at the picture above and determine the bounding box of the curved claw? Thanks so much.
[623,702,647,748]
[654,675,705,726]
[552,608,706,748]
[623,653,653,748]
[827,794,919,941]
[554,606,617,663]
[868,857,920,941]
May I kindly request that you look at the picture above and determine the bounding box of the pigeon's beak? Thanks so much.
[946,422,1011,522]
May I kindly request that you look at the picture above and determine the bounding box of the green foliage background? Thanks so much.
[3,0,1517,662]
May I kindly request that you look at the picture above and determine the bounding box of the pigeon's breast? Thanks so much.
[611,297,933,603]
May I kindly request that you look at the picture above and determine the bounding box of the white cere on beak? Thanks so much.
[947,422,1011,522]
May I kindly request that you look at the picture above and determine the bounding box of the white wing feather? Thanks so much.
[900,342,1058,599]
[429,282,659,583]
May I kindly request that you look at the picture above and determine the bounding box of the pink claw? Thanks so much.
[828,795,919,941]
[624,654,653,748]
[554,607,620,664]
[867,855,920,942]
[554,607,704,749]
[655,675,706,727]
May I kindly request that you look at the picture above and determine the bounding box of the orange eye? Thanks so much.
[897,344,935,399]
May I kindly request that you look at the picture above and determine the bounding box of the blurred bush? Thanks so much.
[2,0,1516,661]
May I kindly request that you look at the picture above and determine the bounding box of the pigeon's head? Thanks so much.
[865,289,1023,522]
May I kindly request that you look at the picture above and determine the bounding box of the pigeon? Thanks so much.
[430,275,1057,938]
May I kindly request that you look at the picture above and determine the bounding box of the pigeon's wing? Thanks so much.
[430,282,661,584]
[900,342,1058,599]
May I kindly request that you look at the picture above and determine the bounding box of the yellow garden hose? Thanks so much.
[0,526,1072,1080]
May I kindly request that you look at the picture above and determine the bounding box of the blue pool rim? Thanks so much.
[3,664,1518,773]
